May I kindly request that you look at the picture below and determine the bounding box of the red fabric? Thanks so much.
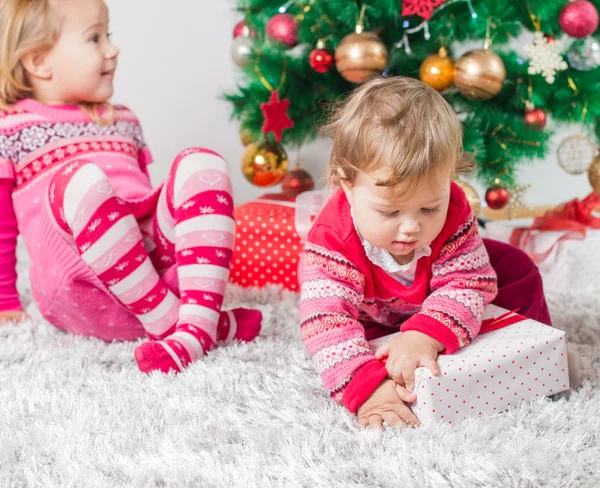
[230,194,302,291]
[484,238,552,326]
[341,360,388,414]
[401,314,461,354]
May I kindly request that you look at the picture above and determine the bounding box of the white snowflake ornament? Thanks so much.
[524,31,568,83]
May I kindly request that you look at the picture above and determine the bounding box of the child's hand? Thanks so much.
[0,310,29,325]
[357,379,420,430]
[375,331,444,391]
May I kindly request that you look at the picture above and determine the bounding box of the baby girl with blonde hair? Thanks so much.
[0,0,261,373]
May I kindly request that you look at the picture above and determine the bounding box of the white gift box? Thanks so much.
[368,304,570,425]
[485,218,600,294]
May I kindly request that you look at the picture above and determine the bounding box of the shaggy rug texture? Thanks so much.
[1,246,599,488]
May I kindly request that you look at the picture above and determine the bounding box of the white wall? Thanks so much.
[106,0,595,207]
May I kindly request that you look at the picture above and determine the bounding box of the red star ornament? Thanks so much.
[260,91,294,142]
[402,0,446,21]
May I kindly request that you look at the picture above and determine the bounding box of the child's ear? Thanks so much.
[21,49,52,81]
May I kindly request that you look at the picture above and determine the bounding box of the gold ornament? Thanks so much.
[240,131,253,147]
[454,178,481,217]
[454,49,506,100]
[420,47,455,92]
[589,154,600,194]
[557,134,597,175]
[335,32,388,83]
[241,139,289,187]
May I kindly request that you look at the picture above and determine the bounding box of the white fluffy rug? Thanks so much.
[1,247,600,488]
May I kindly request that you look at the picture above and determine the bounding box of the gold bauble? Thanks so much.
[419,47,455,92]
[454,178,481,217]
[454,49,506,100]
[335,31,388,83]
[589,154,600,194]
[241,140,289,187]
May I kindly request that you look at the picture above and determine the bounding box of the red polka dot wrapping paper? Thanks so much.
[230,194,303,291]
[368,304,570,425]
[485,219,600,295]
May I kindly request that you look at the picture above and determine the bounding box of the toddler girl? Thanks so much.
[0,0,261,373]
[299,76,551,429]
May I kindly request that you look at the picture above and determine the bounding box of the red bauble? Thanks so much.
[523,107,547,130]
[266,13,298,47]
[281,167,315,196]
[485,186,510,210]
[309,48,334,73]
[233,20,255,38]
[559,0,599,38]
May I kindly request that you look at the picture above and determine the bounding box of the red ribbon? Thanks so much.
[509,192,600,264]
[480,309,525,333]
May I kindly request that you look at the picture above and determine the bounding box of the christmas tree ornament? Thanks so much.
[266,13,298,47]
[309,40,334,73]
[588,153,600,193]
[260,91,294,142]
[281,164,315,196]
[242,140,289,187]
[524,31,568,83]
[454,178,481,216]
[402,0,447,21]
[559,0,599,39]
[231,33,255,68]
[240,130,254,146]
[419,47,455,92]
[335,31,388,83]
[523,101,547,130]
[454,49,506,100]
[567,37,600,70]
[557,134,597,174]
[485,183,510,210]
[233,20,255,39]
[506,184,532,219]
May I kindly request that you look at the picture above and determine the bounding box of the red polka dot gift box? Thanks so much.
[230,192,325,291]
[368,304,570,425]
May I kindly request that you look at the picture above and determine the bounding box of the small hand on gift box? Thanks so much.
[374,331,444,392]
[357,331,444,430]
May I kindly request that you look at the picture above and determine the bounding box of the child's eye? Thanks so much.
[421,206,440,215]
[107,32,113,40]
[378,210,399,219]
[91,34,99,43]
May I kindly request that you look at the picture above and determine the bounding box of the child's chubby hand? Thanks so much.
[375,331,445,392]
[357,378,420,430]
[0,310,29,325]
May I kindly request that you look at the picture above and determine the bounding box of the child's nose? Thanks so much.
[106,42,119,59]
[399,218,420,234]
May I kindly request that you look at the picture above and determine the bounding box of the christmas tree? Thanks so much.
[226,0,600,211]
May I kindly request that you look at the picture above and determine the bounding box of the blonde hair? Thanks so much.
[0,0,113,124]
[322,76,472,188]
